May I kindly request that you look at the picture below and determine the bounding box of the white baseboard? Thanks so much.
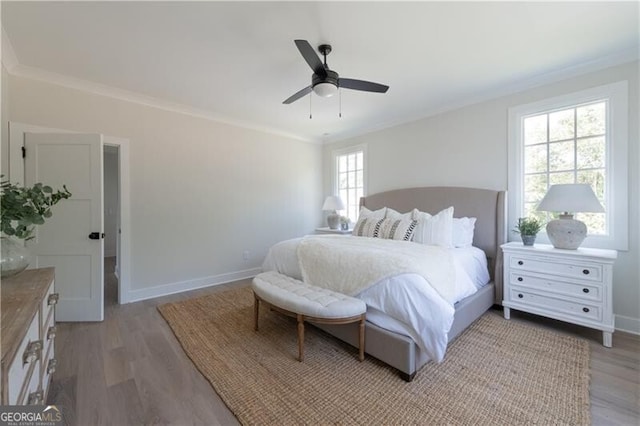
[126,267,261,303]
[615,314,640,335]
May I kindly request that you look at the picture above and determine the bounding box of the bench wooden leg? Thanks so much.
[253,293,259,331]
[297,314,305,362]
[359,315,365,362]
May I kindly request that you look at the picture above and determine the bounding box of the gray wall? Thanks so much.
[324,61,640,333]
[6,72,323,296]
[1,65,8,175]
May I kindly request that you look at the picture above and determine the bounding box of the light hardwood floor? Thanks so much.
[47,258,639,425]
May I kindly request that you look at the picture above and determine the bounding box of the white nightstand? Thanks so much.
[315,227,353,235]
[501,242,617,347]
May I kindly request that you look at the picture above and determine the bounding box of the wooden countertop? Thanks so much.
[1,268,55,368]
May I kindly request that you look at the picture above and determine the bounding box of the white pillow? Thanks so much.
[359,206,387,220]
[453,217,477,248]
[353,207,387,237]
[385,207,413,221]
[412,206,454,248]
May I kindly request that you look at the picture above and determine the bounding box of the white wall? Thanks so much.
[324,61,640,334]
[7,74,323,299]
[103,149,118,258]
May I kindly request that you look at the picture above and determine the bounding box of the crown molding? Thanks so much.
[6,61,320,144]
[3,35,636,146]
[1,27,19,72]
[325,47,639,144]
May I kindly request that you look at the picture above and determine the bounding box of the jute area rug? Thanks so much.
[158,286,590,425]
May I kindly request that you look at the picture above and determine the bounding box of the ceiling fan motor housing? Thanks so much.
[312,69,339,89]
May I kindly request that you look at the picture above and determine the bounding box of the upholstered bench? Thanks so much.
[252,271,367,362]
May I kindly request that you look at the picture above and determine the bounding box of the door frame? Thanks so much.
[8,122,132,304]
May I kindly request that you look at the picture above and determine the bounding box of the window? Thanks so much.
[333,145,366,223]
[523,102,607,233]
[508,81,628,250]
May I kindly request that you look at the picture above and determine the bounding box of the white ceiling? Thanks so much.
[2,1,638,143]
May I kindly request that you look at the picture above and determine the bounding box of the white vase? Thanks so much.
[1,236,30,278]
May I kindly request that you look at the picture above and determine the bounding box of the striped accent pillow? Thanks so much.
[353,218,417,241]
[353,217,384,237]
[378,218,418,241]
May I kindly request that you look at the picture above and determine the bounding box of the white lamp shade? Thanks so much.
[313,82,338,98]
[537,184,604,213]
[322,195,345,211]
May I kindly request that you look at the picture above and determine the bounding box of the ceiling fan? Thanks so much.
[283,40,389,105]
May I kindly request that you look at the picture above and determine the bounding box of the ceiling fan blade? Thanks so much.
[339,78,389,93]
[294,40,327,77]
[283,86,313,104]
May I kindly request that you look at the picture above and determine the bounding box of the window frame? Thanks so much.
[331,144,368,223]
[508,81,628,250]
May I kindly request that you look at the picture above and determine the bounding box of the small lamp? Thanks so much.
[322,195,345,230]
[536,184,604,250]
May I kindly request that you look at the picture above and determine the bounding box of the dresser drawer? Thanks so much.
[1,268,57,406]
[7,313,41,405]
[41,336,56,401]
[19,361,41,405]
[509,288,601,322]
[508,272,602,302]
[41,281,57,335]
[510,256,602,282]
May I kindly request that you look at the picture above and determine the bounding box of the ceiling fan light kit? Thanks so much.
[283,40,389,105]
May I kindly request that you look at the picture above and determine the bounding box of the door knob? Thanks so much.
[89,232,105,240]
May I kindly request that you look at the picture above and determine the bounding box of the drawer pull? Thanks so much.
[22,340,43,365]
[27,390,44,405]
[582,269,590,275]
[583,288,590,294]
[47,358,58,374]
[517,277,523,282]
[583,307,590,313]
[518,294,523,299]
[47,325,57,340]
[48,293,60,306]
[518,261,524,265]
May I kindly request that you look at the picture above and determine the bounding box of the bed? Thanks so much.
[264,187,507,381]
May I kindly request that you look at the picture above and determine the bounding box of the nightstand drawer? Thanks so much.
[509,256,602,282]
[508,272,602,301]
[509,288,601,322]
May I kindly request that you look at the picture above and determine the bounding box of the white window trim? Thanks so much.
[331,143,368,207]
[508,81,628,251]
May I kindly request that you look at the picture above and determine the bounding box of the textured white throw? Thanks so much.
[297,236,457,304]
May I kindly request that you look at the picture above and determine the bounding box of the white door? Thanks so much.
[24,133,104,322]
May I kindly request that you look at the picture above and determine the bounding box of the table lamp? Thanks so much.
[322,195,345,230]
[536,184,604,249]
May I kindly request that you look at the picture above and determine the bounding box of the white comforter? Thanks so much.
[262,235,490,362]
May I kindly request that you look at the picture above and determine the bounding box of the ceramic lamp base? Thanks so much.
[546,215,587,250]
[327,212,340,230]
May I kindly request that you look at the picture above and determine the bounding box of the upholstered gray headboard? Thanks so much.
[360,187,507,304]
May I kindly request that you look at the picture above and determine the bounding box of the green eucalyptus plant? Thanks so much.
[1,176,72,240]
[513,217,544,236]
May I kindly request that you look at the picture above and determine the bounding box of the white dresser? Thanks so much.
[1,268,58,405]
[501,242,617,347]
